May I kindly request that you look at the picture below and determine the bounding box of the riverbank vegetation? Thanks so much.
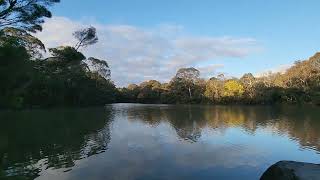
[1,0,320,109]
[0,0,116,109]
[119,54,320,105]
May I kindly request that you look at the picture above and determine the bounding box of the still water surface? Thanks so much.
[1,104,320,180]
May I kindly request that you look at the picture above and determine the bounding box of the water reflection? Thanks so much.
[0,104,320,180]
[125,104,320,150]
[0,107,113,179]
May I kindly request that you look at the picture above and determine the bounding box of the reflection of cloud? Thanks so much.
[27,104,320,180]
[36,17,260,86]
[56,112,266,180]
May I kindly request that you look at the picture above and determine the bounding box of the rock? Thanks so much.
[260,161,320,180]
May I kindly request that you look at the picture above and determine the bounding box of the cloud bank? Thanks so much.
[255,64,292,77]
[36,17,259,87]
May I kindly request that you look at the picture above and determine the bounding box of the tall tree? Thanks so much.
[0,27,45,57]
[86,57,111,80]
[73,26,98,50]
[48,46,86,63]
[240,73,256,99]
[204,78,223,102]
[0,37,31,108]
[0,0,60,32]
[175,67,200,98]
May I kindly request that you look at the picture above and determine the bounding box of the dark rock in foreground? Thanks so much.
[260,161,320,180]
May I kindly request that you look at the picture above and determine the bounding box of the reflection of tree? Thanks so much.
[0,107,113,180]
[126,105,164,127]
[127,105,208,142]
[203,106,277,134]
[266,106,320,151]
[125,104,320,151]
[164,106,206,142]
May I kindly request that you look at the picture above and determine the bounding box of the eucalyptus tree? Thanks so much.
[48,46,86,67]
[86,57,111,80]
[136,80,162,103]
[0,0,60,32]
[204,78,224,102]
[73,26,98,50]
[175,67,200,98]
[0,27,45,57]
[240,73,256,99]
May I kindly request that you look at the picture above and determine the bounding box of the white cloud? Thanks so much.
[255,64,292,77]
[198,64,225,78]
[35,16,260,87]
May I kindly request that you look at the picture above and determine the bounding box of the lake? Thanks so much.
[1,104,320,180]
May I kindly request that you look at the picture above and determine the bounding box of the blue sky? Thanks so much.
[38,0,320,86]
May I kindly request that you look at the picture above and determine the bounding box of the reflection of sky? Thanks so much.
[35,105,320,180]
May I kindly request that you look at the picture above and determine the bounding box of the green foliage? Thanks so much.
[175,67,200,82]
[117,53,320,105]
[73,26,98,50]
[0,0,60,32]
[86,57,111,80]
[24,46,116,107]
[0,0,319,108]
[2,34,320,108]
[223,80,244,97]
[0,27,45,57]
[311,92,320,105]
[0,39,31,108]
[0,39,116,109]
[0,2,117,109]
[49,46,86,63]
[204,78,223,102]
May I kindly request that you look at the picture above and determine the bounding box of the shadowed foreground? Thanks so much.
[260,161,320,180]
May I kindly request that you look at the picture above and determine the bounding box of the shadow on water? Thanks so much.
[0,107,114,180]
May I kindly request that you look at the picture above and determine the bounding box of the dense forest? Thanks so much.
[118,54,320,105]
[0,0,116,109]
[1,0,320,109]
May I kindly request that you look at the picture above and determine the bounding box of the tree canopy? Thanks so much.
[1,0,320,108]
[86,57,111,80]
[117,53,320,105]
[73,26,98,50]
[0,0,60,32]
[175,67,200,82]
[0,27,45,57]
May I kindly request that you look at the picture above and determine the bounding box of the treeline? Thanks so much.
[1,0,320,109]
[117,54,320,105]
[0,29,117,108]
[0,0,116,109]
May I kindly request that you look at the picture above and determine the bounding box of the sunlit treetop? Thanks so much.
[175,67,200,82]
[0,27,45,58]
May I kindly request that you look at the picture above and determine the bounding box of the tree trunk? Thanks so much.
[188,87,192,99]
